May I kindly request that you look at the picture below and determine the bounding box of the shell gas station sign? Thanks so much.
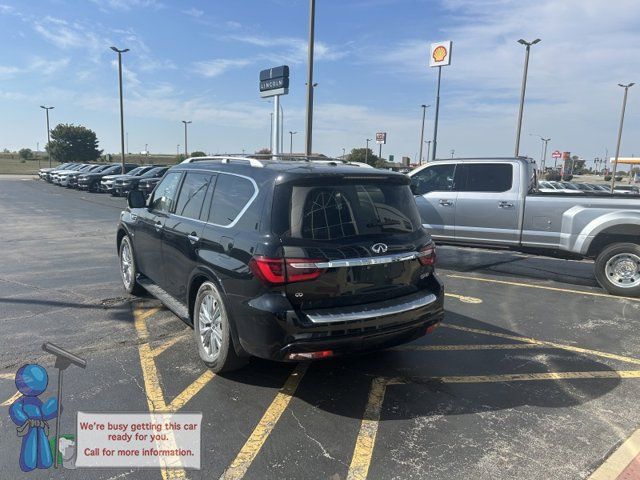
[610,157,640,165]
[429,41,452,67]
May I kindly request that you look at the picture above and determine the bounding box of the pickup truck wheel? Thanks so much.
[193,281,247,373]
[595,243,640,297]
[119,236,144,296]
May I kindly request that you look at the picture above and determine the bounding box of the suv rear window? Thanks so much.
[273,182,421,240]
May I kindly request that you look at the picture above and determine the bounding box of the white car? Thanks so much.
[613,185,640,196]
[537,181,559,193]
[548,181,584,194]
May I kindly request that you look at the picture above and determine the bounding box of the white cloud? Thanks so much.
[90,0,162,11]
[193,59,252,78]
[33,17,102,53]
[227,34,348,64]
[182,7,203,18]
[0,65,20,79]
[28,57,70,75]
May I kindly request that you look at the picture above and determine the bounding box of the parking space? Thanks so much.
[2,175,640,479]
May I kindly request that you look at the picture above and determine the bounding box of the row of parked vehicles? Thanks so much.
[37,162,168,197]
[538,180,640,195]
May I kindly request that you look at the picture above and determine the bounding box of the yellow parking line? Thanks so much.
[1,391,21,407]
[588,425,640,480]
[136,306,163,322]
[167,370,215,411]
[347,377,388,480]
[133,306,186,480]
[447,274,640,302]
[425,370,640,384]
[445,292,483,304]
[220,363,309,480]
[151,334,190,358]
[393,343,546,351]
[443,324,640,366]
[0,373,14,380]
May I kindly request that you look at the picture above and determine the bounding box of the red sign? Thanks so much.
[551,150,561,159]
[375,132,387,144]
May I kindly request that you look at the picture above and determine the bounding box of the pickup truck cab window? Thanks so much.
[174,172,212,220]
[457,163,512,192]
[150,171,182,213]
[410,163,456,194]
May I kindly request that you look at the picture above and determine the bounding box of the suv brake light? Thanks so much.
[250,257,325,285]
[418,244,436,266]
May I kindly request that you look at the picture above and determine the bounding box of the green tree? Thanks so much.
[46,124,103,163]
[18,148,33,160]
[348,148,379,166]
[190,151,207,157]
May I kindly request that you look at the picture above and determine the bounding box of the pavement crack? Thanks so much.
[290,410,346,466]
[112,353,158,412]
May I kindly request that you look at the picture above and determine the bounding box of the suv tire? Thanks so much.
[595,242,640,297]
[193,281,247,373]
[119,236,144,296]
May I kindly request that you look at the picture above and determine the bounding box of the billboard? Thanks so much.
[376,132,387,144]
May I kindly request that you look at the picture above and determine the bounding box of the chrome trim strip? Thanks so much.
[304,292,437,324]
[289,250,430,269]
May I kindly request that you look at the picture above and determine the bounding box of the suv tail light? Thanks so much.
[418,244,436,266]
[250,257,325,285]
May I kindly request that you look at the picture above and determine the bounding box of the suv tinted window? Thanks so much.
[208,174,255,226]
[174,172,211,220]
[274,182,420,240]
[411,164,456,194]
[150,171,182,213]
[459,164,512,192]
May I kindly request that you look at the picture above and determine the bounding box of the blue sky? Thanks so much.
[0,0,638,164]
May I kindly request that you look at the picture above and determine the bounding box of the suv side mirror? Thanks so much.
[127,190,146,209]
[410,183,419,195]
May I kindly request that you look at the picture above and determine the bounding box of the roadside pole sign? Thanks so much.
[551,150,561,159]
[376,132,387,144]
[429,41,452,68]
[260,65,290,98]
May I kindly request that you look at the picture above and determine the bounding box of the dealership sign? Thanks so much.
[429,41,452,67]
[259,65,289,98]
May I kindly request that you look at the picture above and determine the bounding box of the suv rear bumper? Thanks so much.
[234,275,445,361]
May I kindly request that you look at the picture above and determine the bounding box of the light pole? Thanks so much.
[529,133,550,173]
[425,140,431,163]
[611,82,634,192]
[289,131,297,154]
[450,149,455,158]
[365,138,371,165]
[269,112,274,153]
[177,144,180,157]
[418,104,430,165]
[304,0,316,155]
[111,46,129,174]
[342,148,346,158]
[514,38,541,157]
[182,120,192,158]
[40,105,54,168]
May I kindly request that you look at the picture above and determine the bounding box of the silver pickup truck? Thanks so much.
[409,158,640,297]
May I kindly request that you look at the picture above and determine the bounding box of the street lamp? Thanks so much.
[304,0,316,156]
[425,140,431,164]
[177,144,180,157]
[450,149,455,158]
[40,105,54,168]
[529,133,551,173]
[418,104,430,165]
[514,38,541,157]
[365,138,371,164]
[289,131,298,154]
[611,82,634,192]
[342,148,346,158]
[182,120,192,158]
[111,46,129,174]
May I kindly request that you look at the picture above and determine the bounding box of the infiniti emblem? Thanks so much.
[371,243,388,254]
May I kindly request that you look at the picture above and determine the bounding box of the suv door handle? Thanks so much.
[187,233,200,244]
[154,221,163,231]
[439,200,454,206]
[498,201,514,208]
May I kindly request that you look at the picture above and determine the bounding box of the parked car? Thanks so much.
[39,162,77,180]
[138,176,163,198]
[409,157,640,296]
[613,185,640,196]
[537,181,559,193]
[58,164,101,187]
[44,163,81,183]
[67,164,113,188]
[102,166,156,194]
[117,156,444,372]
[77,164,138,192]
[113,166,168,196]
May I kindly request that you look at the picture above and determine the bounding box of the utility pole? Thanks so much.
[365,138,371,165]
[111,46,129,174]
[418,104,429,165]
[514,38,541,157]
[304,0,316,155]
[425,140,431,163]
[611,83,634,192]
[289,131,297,154]
[182,120,192,158]
[40,105,54,168]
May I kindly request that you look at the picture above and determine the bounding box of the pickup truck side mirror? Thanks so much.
[127,190,146,209]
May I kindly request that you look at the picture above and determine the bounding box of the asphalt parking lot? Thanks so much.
[1,174,640,480]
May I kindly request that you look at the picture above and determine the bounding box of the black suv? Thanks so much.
[117,157,444,372]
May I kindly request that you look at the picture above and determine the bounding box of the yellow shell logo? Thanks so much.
[432,45,447,63]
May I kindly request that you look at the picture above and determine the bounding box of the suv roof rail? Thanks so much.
[182,155,265,168]
[181,153,376,169]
